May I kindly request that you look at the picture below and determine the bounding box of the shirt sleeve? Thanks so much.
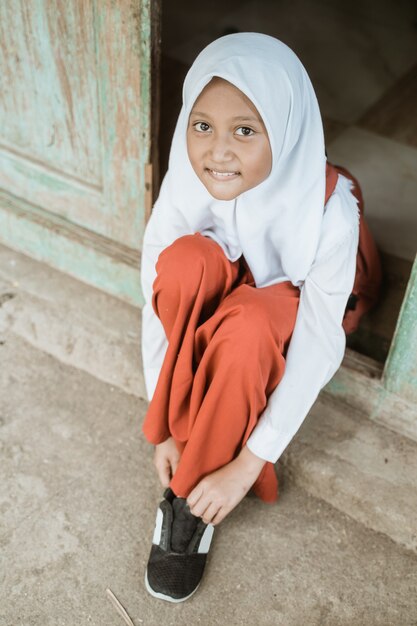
[246,221,359,463]
[141,239,168,400]
[140,177,192,400]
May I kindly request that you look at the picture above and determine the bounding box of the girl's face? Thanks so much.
[187,77,272,201]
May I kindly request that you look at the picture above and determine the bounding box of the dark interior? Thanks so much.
[158,1,417,365]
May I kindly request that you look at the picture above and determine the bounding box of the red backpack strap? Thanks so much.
[326,160,366,215]
[325,161,339,205]
[324,161,383,335]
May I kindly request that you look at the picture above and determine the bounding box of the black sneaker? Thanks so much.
[145,488,214,602]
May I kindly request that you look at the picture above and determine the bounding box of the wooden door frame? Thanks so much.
[383,253,417,403]
[325,252,417,438]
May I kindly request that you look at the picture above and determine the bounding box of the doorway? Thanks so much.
[157,0,417,365]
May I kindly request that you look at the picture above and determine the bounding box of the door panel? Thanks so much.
[0,1,101,184]
[0,0,147,250]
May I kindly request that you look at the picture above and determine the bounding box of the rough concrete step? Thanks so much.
[280,392,417,553]
[0,243,145,398]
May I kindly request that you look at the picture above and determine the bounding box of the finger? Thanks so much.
[188,495,211,519]
[157,460,171,488]
[187,483,204,509]
[170,454,179,476]
[201,502,220,525]
[211,505,229,526]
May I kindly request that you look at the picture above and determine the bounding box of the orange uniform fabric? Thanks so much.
[142,168,382,503]
[143,234,300,502]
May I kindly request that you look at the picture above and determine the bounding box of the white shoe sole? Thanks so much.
[144,569,200,603]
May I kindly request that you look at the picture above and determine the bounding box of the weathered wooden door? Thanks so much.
[0,0,158,305]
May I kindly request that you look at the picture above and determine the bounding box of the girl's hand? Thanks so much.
[187,446,266,525]
[153,437,180,488]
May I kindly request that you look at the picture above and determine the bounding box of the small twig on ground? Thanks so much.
[106,588,141,626]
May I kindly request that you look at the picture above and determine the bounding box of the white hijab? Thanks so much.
[153,33,339,287]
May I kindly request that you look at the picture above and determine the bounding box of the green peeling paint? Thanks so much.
[0,202,144,307]
[0,0,152,304]
[383,254,417,403]
[13,162,74,193]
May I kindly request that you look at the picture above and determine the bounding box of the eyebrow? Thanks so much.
[190,111,261,124]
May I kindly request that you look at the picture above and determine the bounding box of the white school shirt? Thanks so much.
[141,174,359,463]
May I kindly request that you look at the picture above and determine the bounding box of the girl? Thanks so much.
[141,33,381,603]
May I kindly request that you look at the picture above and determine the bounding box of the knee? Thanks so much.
[219,292,274,354]
[156,234,216,279]
[154,234,228,301]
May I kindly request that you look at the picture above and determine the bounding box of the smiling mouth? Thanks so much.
[206,168,240,180]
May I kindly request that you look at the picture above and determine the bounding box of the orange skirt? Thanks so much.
[143,233,300,503]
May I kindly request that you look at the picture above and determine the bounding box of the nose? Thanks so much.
[209,133,234,162]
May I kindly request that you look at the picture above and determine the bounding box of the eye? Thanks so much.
[193,122,211,132]
[235,126,254,136]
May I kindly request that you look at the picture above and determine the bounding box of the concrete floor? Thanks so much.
[1,329,417,626]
